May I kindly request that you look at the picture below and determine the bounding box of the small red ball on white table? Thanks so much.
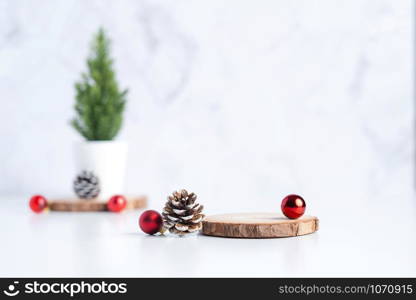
[29,195,48,213]
[139,210,163,235]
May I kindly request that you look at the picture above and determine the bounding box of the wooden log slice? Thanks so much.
[202,213,319,238]
[49,196,147,212]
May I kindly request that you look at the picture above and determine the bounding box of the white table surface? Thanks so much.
[1,195,416,277]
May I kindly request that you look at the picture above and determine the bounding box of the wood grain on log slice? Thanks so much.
[202,213,318,238]
[49,196,147,212]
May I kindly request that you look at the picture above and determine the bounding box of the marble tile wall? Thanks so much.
[0,0,413,212]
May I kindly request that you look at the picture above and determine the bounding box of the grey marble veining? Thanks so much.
[0,0,413,214]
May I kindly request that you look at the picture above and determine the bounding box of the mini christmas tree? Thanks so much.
[71,28,128,140]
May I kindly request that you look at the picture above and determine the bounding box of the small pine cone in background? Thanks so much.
[73,170,100,200]
[162,189,205,236]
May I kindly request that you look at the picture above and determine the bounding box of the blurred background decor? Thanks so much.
[73,170,101,200]
[72,28,128,200]
[0,0,412,212]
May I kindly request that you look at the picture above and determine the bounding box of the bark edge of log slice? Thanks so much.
[49,195,147,212]
[202,213,319,238]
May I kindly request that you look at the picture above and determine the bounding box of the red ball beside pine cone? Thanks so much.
[139,210,163,235]
[107,195,127,212]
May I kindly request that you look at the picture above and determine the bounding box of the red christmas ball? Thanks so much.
[107,195,127,213]
[139,210,163,235]
[29,195,48,213]
[281,194,306,219]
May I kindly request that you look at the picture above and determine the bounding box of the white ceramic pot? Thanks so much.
[74,141,128,201]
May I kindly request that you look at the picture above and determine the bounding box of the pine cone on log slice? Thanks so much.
[162,189,205,236]
[73,170,100,200]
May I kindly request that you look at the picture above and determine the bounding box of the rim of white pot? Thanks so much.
[76,140,128,144]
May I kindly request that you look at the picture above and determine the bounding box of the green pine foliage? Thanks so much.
[71,28,128,141]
